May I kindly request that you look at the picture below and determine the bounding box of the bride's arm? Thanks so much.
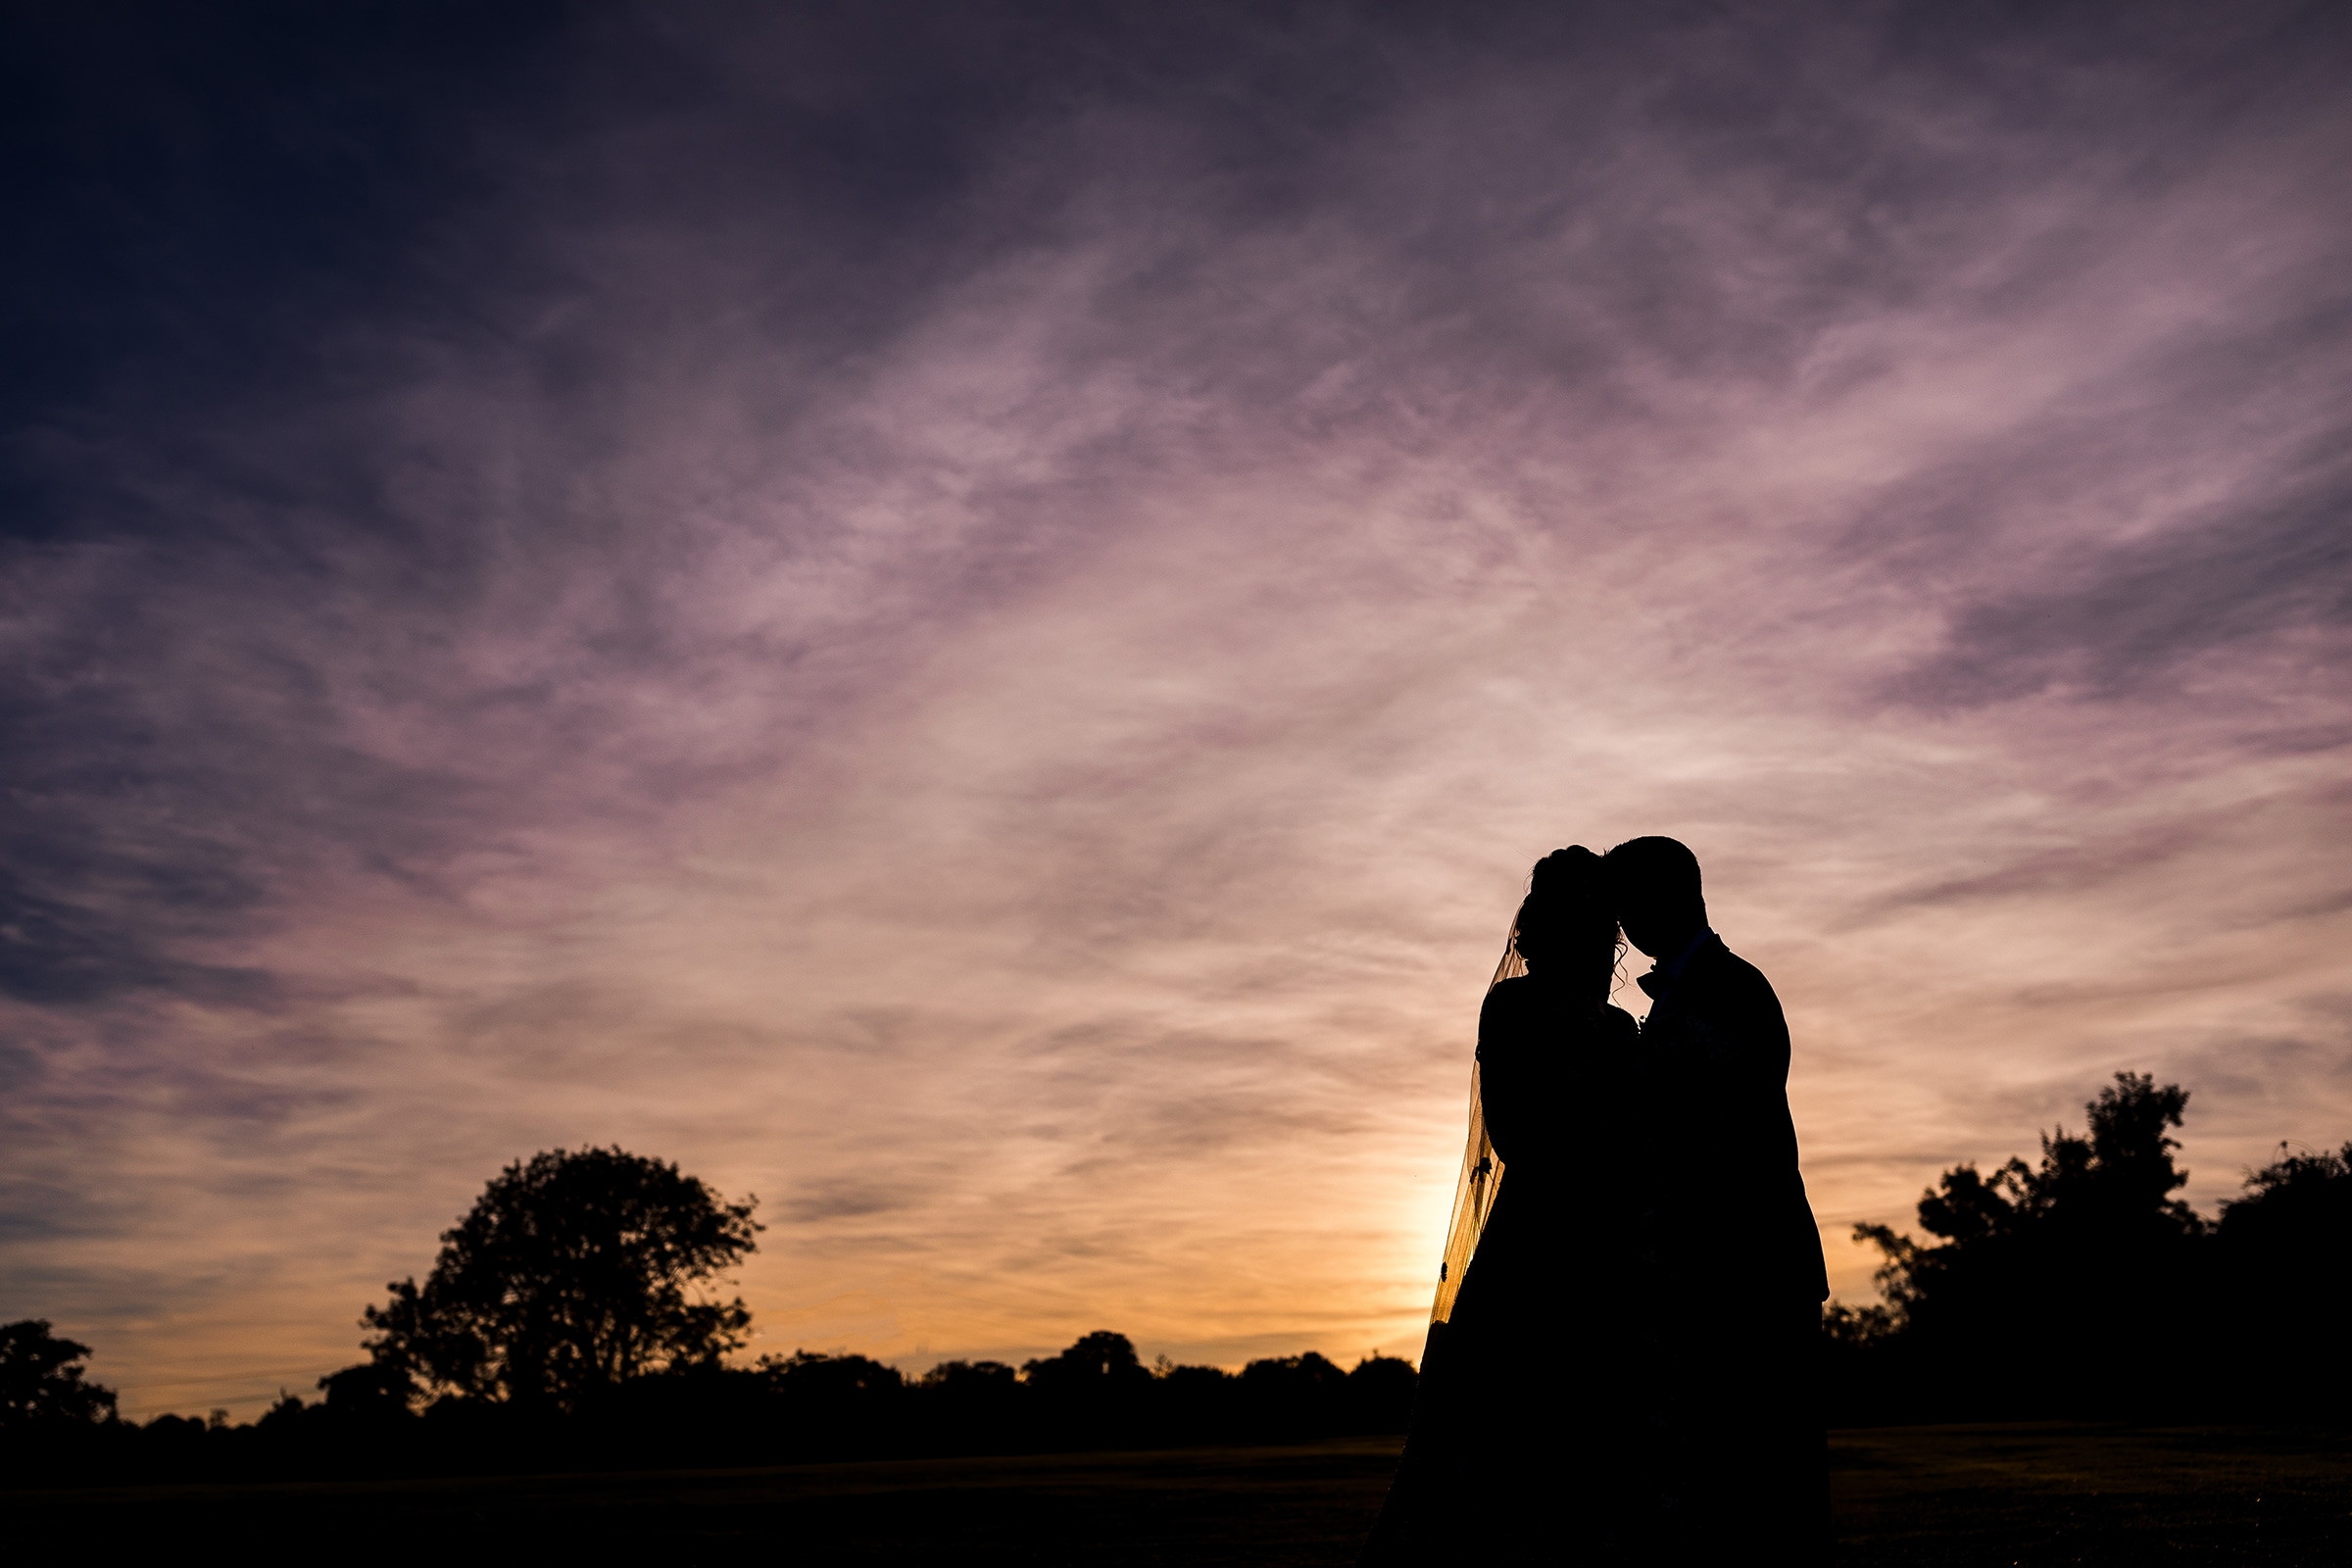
[1476,982,1529,1161]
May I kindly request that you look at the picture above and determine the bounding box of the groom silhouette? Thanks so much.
[1603,836,1829,1559]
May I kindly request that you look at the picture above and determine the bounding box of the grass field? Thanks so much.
[11,1424,2349,1563]
[1831,1423,2352,1566]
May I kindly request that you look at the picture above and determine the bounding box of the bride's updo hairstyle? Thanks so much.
[1509,846,1622,1002]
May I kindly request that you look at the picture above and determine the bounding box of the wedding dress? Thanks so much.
[1362,925,1648,1563]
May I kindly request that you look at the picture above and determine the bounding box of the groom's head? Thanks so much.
[1603,836,1706,959]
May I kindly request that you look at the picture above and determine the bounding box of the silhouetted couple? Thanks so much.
[1362,838,1830,1566]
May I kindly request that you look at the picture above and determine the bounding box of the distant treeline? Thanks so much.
[1,1329,1416,1487]
[1823,1074,2352,1424]
[9,1075,2350,1487]
[6,1146,1418,1487]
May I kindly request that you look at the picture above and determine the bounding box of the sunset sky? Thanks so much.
[6,3,2350,1421]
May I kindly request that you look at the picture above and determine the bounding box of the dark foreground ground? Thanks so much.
[9,1423,2348,1564]
[1831,1423,2351,1566]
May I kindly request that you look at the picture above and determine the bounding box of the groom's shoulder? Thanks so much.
[1708,941,1769,985]
[1698,941,1783,1009]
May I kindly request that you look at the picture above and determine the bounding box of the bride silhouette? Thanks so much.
[1362,846,1651,1563]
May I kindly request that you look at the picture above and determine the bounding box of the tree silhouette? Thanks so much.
[1852,1073,2206,1413]
[1343,1353,1418,1431]
[0,1319,118,1427]
[1239,1350,1348,1436]
[1021,1331,1152,1394]
[762,1348,906,1396]
[920,1357,1019,1396]
[2219,1140,2352,1250]
[2213,1140,2352,1406]
[361,1147,760,1410]
[1019,1331,1153,1444]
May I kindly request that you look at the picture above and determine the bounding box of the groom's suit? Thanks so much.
[1638,932,1829,1556]
[1637,933,1827,1303]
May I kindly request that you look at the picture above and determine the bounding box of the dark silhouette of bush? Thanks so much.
[1151,1359,1237,1440]
[1344,1352,1418,1431]
[763,1348,907,1400]
[318,1360,418,1421]
[1022,1331,1153,1396]
[1240,1350,1348,1436]
[2211,1141,2352,1411]
[921,1357,1020,1401]
[1020,1331,1154,1446]
[139,1412,210,1455]
[917,1357,1024,1449]
[360,1147,760,1411]
[758,1349,907,1454]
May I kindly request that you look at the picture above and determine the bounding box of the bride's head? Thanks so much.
[1511,846,1621,1000]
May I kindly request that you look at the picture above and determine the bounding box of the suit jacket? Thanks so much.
[1639,935,1829,1304]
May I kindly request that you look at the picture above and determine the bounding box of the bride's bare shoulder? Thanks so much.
[1480,973,1540,1013]
[1477,974,1540,1038]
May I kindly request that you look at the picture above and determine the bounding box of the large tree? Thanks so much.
[362,1147,760,1409]
[1853,1073,2204,1412]
[0,1319,118,1428]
